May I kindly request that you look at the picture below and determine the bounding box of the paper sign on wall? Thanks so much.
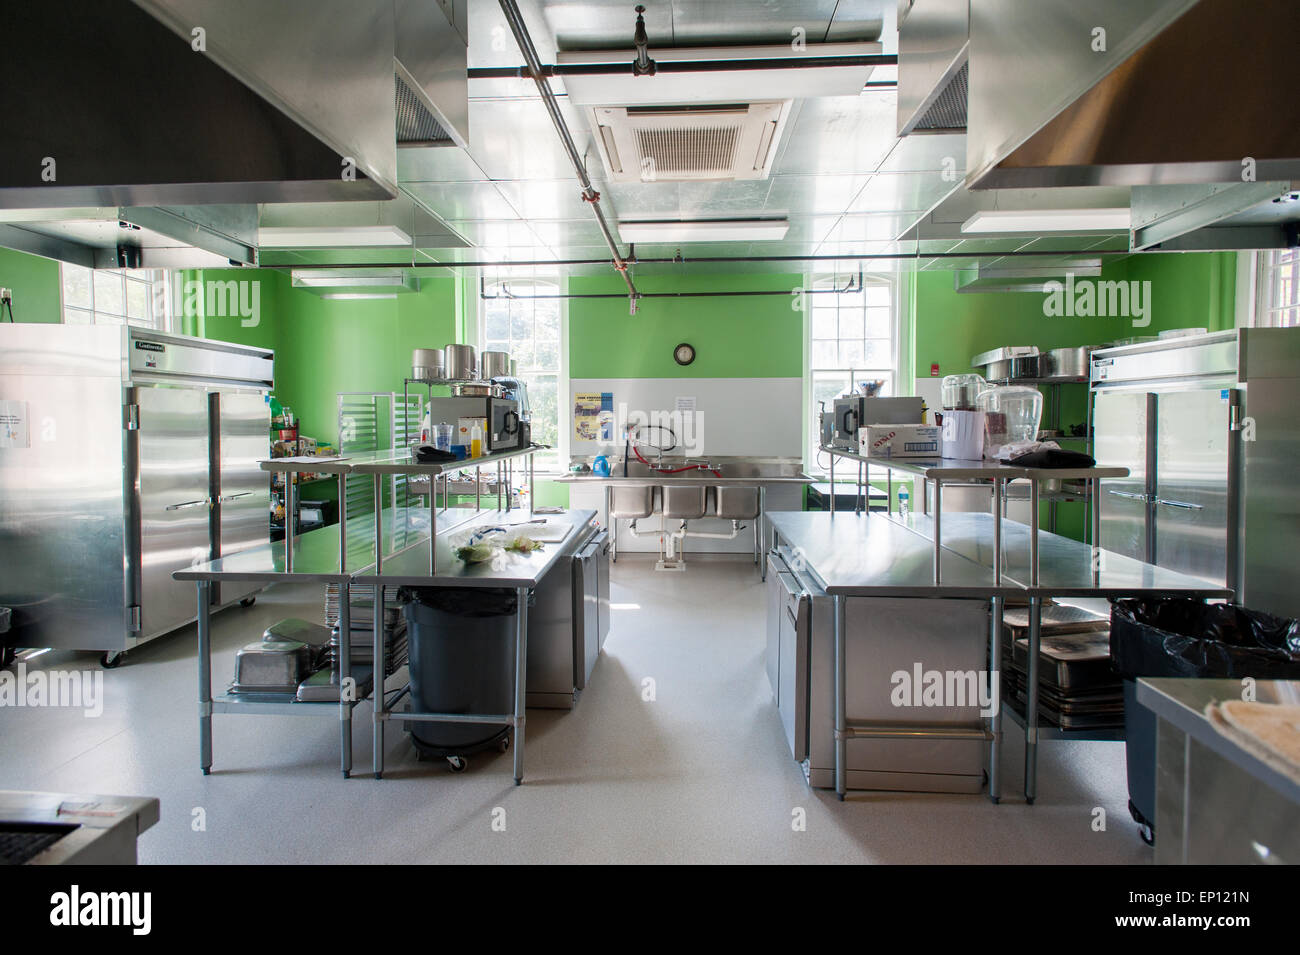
[0,400,29,448]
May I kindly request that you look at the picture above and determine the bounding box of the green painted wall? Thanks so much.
[0,247,62,323]
[568,272,804,378]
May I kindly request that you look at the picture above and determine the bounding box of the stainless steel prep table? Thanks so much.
[557,459,811,575]
[353,507,597,784]
[175,508,465,777]
[1136,678,1300,864]
[765,509,1231,803]
[820,445,1128,586]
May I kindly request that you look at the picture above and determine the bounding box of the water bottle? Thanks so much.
[897,487,910,521]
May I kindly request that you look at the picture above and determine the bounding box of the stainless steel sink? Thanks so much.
[608,485,656,519]
[713,486,759,520]
[661,485,709,519]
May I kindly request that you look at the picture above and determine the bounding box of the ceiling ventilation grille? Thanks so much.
[589,102,790,182]
[395,72,452,146]
[913,61,968,132]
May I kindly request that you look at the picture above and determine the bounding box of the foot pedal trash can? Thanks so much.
[1110,597,1300,844]
[402,587,533,770]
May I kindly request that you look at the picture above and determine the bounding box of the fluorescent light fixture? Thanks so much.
[961,208,1131,234]
[258,225,412,248]
[321,293,399,301]
[617,219,789,243]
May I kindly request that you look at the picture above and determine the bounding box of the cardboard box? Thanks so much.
[859,423,942,458]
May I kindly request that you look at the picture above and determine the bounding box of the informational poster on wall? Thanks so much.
[573,392,614,442]
[0,399,29,448]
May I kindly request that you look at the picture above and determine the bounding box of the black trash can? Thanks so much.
[402,587,530,764]
[1110,597,1300,843]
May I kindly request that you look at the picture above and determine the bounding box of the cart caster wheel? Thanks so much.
[1138,823,1154,846]
[498,735,511,753]
[100,651,124,669]
[447,756,467,773]
[239,596,256,608]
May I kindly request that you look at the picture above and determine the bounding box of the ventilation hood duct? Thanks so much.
[896,0,969,135]
[1,1,407,207]
[0,205,258,269]
[954,260,1103,294]
[291,270,421,297]
[966,0,1300,191]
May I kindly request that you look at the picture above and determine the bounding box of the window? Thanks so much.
[1255,249,1300,327]
[61,264,172,329]
[806,274,897,474]
[480,276,564,469]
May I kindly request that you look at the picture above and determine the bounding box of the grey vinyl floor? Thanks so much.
[0,555,1151,864]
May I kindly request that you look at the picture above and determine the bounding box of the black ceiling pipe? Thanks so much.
[467,53,897,80]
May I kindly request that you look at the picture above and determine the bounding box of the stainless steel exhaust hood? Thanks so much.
[966,0,1300,191]
[1,1,400,207]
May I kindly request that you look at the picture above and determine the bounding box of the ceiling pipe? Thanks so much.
[479,269,863,301]
[496,0,640,314]
[286,248,1126,270]
[467,53,897,80]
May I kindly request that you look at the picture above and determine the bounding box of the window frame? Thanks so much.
[1254,249,1300,328]
[59,263,173,330]
[803,271,901,477]
[476,273,568,473]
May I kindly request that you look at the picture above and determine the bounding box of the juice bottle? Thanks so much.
[470,423,483,458]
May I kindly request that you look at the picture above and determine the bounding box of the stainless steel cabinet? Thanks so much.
[764,560,810,762]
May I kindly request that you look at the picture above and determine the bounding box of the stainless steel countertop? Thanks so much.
[1136,678,1300,805]
[900,511,1233,598]
[352,508,597,588]
[766,511,1011,597]
[820,445,1129,482]
[259,444,541,476]
[0,789,161,865]
[174,507,482,582]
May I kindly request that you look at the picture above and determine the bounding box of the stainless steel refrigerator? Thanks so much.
[1091,328,1300,619]
[0,325,273,664]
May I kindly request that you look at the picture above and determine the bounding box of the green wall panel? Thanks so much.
[0,247,63,324]
[568,272,804,379]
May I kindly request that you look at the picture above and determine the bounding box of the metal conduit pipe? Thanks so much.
[496,0,640,314]
[478,270,862,301]
[466,53,898,80]
[286,249,1124,270]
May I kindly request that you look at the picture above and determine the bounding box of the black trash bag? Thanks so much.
[402,586,521,617]
[1009,448,1096,468]
[1110,597,1300,680]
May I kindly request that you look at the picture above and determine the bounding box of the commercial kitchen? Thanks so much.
[1,0,1298,878]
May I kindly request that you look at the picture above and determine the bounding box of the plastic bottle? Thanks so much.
[897,487,910,521]
[470,423,483,459]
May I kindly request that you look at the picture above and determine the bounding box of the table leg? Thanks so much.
[989,594,1003,803]
[197,580,212,775]
[475,466,481,511]
[372,473,383,573]
[512,586,529,785]
[1030,480,1041,586]
[856,462,863,514]
[338,582,352,778]
[337,473,347,573]
[834,594,847,801]
[528,452,534,514]
[284,473,296,573]
[932,480,943,585]
[428,474,437,575]
[1024,595,1042,804]
[373,584,386,779]
[829,453,835,514]
[497,461,503,511]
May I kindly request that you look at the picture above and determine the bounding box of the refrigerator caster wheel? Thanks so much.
[100,651,124,669]
[447,756,467,773]
[1138,823,1154,846]
[239,596,256,608]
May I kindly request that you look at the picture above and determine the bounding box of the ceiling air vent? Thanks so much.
[589,102,791,183]
[395,71,453,147]
[913,61,968,133]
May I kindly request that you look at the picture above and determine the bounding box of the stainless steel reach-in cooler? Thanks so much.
[0,324,273,665]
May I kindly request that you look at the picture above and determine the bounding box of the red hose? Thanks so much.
[631,444,722,478]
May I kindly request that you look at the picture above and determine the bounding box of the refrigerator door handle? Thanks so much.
[218,491,253,503]
[1106,489,1149,502]
[1156,498,1205,511]
[165,498,211,511]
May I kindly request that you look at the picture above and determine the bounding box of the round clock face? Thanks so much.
[673,342,696,366]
